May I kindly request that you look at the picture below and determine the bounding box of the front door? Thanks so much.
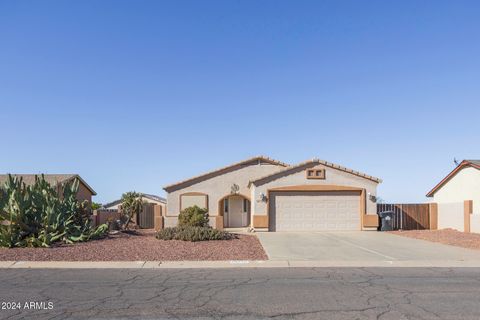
[225,196,249,227]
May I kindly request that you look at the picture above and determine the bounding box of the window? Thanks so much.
[180,193,208,210]
[224,198,229,213]
[243,199,249,212]
[306,169,325,179]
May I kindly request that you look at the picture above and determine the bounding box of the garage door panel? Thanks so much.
[269,191,361,231]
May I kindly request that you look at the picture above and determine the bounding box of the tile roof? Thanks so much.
[248,158,382,187]
[163,156,289,192]
[426,160,480,197]
[0,174,97,195]
[466,160,480,167]
[103,193,166,208]
[142,193,167,203]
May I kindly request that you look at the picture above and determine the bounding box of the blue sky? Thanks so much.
[1,0,479,203]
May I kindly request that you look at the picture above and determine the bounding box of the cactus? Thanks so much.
[0,174,108,247]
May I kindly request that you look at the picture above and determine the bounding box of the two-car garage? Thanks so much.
[248,159,380,232]
[268,190,362,231]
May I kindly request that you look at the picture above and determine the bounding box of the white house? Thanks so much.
[427,160,480,232]
[427,160,480,214]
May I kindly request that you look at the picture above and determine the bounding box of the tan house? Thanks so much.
[163,156,382,231]
[103,193,166,210]
[0,174,96,204]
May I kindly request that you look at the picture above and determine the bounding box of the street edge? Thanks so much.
[2,260,480,269]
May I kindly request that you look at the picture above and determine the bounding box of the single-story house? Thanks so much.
[163,156,382,231]
[102,193,167,210]
[99,193,166,229]
[427,160,480,215]
[0,174,96,204]
[103,193,166,210]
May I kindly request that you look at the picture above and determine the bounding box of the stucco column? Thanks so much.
[154,204,164,231]
[215,216,224,230]
[464,200,473,233]
[428,203,438,230]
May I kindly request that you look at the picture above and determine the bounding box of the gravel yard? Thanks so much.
[0,230,267,261]
[391,229,480,250]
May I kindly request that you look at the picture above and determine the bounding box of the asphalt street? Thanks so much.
[1,268,480,320]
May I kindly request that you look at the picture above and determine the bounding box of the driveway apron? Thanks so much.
[256,231,480,261]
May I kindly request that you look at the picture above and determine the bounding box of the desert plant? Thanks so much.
[155,226,177,240]
[178,205,209,227]
[0,174,108,248]
[91,202,102,210]
[156,226,234,242]
[119,192,144,230]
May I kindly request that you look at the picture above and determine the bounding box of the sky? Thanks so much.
[1,0,479,204]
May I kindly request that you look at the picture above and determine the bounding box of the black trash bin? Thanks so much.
[378,211,394,231]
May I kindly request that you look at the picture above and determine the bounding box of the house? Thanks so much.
[99,193,166,229]
[426,160,480,218]
[0,174,96,204]
[103,193,166,210]
[163,156,382,231]
[425,160,479,233]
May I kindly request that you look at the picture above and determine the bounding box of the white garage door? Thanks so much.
[270,191,360,231]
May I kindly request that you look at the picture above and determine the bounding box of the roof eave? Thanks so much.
[425,160,480,197]
[164,156,288,192]
[249,160,382,187]
[69,175,97,196]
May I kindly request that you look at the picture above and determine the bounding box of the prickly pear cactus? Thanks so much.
[0,174,108,247]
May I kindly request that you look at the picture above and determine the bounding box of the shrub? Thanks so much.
[0,174,108,248]
[91,202,102,210]
[156,226,234,242]
[178,206,209,227]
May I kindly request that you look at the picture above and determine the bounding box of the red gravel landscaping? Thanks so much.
[0,230,268,261]
[390,229,480,250]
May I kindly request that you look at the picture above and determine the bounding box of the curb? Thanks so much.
[2,260,480,269]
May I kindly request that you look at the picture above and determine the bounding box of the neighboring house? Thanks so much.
[103,193,166,210]
[101,193,167,229]
[427,160,480,215]
[163,156,382,231]
[0,174,96,204]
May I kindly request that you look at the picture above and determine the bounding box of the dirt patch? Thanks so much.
[390,229,480,250]
[0,230,268,261]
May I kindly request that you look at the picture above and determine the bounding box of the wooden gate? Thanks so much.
[137,203,155,229]
[377,203,430,230]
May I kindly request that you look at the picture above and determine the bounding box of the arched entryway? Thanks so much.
[218,194,250,228]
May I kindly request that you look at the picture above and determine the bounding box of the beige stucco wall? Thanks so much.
[252,163,379,216]
[437,201,464,231]
[166,162,284,218]
[432,167,480,215]
[470,213,480,233]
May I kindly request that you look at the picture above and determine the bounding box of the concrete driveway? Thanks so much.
[256,231,480,261]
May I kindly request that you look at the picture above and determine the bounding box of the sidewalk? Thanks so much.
[3,260,480,269]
